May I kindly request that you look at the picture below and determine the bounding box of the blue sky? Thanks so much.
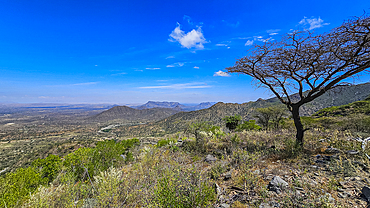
[0,0,369,104]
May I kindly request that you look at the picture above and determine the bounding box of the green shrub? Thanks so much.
[32,154,62,184]
[153,166,216,208]
[236,120,261,131]
[0,167,44,208]
[223,115,242,131]
[156,138,177,148]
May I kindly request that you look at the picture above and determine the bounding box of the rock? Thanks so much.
[253,169,260,175]
[215,183,223,196]
[268,176,288,194]
[259,203,273,208]
[325,147,341,154]
[347,150,359,155]
[224,172,232,180]
[205,154,217,163]
[220,203,230,208]
[361,186,370,202]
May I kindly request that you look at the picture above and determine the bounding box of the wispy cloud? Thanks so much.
[166,55,175,59]
[214,70,231,77]
[194,66,199,69]
[145,67,161,70]
[216,43,228,47]
[253,36,272,43]
[111,72,127,76]
[245,40,253,46]
[222,20,240,28]
[139,82,210,89]
[169,23,207,49]
[72,82,98,86]
[166,62,185,68]
[299,16,329,30]
[266,29,280,36]
[183,15,193,25]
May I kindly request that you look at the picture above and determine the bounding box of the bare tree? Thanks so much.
[226,15,370,146]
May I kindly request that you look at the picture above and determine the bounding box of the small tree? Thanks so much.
[254,106,288,130]
[223,115,242,131]
[227,15,370,146]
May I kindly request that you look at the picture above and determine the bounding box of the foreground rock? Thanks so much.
[267,176,289,194]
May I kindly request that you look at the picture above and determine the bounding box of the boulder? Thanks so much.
[268,176,288,194]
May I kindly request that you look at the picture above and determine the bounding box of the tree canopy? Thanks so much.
[227,15,370,145]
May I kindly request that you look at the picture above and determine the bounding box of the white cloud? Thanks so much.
[194,66,199,69]
[166,62,184,68]
[145,67,160,70]
[139,82,210,89]
[245,40,254,46]
[216,43,228,47]
[266,29,280,34]
[269,33,278,36]
[169,23,207,49]
[299,16,329,30]
[166,55,175,59]
[214,70,231,77]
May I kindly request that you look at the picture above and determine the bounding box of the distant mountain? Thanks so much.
[88,105,181,123]
[135,101,186,110]
[132,101,216,111]
[113,83,370,136]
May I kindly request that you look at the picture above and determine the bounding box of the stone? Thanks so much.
[220,203,230,208]
[347,150,359,155]
[362,186,370,202]
[224,172,232,180]
[253,169,260,175]
[259,203,273,208]
[215,183,222,196]
[205,154,217,163]
[268,176,288,194]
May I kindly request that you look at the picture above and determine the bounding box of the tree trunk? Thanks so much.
[291,105,304,146]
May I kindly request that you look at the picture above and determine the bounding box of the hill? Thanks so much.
[113,83,370,136]
[133,101,216,111]
[314,95,370,117]
[89,105,181,123]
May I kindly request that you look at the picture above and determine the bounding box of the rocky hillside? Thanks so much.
[133,101,216,111]
[113,83,370,136]
[88,106,181,123]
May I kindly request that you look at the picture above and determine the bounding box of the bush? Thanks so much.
[0,167,44,208]
[236,120,261,131]
[153,165,216,208]
[223,115,242,131]
[32,154,62,184]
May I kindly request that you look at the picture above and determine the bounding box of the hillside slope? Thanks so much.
[89,106,181,123]
[113,83,370,136]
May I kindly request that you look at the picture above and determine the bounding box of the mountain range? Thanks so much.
[132,101,216,111]
[108,83,370,136]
